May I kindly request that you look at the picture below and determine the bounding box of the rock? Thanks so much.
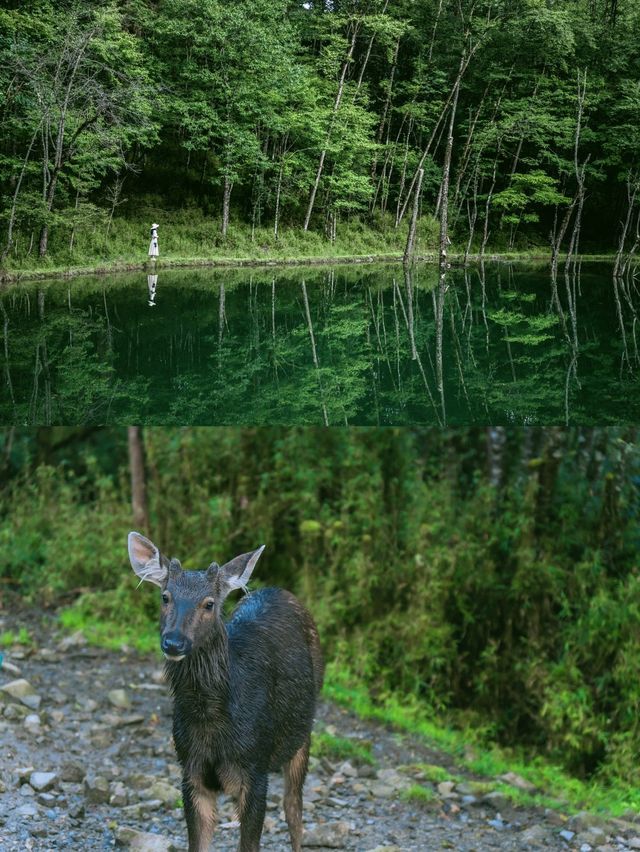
[357,764,377,779]
[559,829,575,841]
[24,713,41,732]
[29,771,58,792]
[20,784,35,797]
[482,791,509,809]
[37,792,56,805]
[437,781,456,797]
[101,713,145,727]
[83,774,110,804]
[302,820,350,848]
[579,845,592,852]
[143,780,181,806]
[520,825,549,845]
[4,702,29,720]
[366,848,403,852]
[0,659,22,676]
[58,630,87,651]
[110,781,129,806]
[114,826,179,850]
[576,828,606,846]
[338,761,358,778]
[629,839,640,850]
[61,761,85,782]
[108,688,131,709]
[568,812,611,834]
[499,771,537,792]
[1,678,41,709]
[16,803,38,818]
[15,765,35,784]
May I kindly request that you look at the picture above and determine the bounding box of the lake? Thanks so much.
[1,261,638,425]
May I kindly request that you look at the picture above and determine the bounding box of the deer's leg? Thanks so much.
[283,736,310,852]
[238,771,268,852]
[183,775,217,852]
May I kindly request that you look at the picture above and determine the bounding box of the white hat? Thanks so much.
[151,223,159,229]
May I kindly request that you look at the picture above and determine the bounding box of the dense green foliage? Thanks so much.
[2,426,639,789]
[2,0,640,267]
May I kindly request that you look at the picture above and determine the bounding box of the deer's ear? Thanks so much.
[220,546,265,593]
[128,532,169,587]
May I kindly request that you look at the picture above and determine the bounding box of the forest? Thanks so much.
[2,0,640,270]
[2,426,640,798]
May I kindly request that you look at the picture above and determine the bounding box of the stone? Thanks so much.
[30,772,58,792]
[482,791,509,809]
[579,845,592,852]
[108,689,131,709]
[1,678,41,709]
[576,828,606,846]
[437,781,456,797]
[520,825,550,845]
[58,631,87,651]
[114,826,179,850]
[24,713,41,731]
[21,693,41,710]
[83,774,110,804]
[499,771,537,792]
[15,765,35,784]
[61,761,85,782]
[568,812,611,834]
[366,848,403,852]
[629,839,640,850]
[110,781,129,806]
[559,829,575,841]
[16,803,38,818]
[338,761,358,778]
[4,702,28,720]
[142,780,181,806]
[302,820,350,848]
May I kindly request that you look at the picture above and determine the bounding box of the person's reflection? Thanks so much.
[147,273,158,307]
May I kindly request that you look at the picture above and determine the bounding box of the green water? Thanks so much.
[1,262,638,425]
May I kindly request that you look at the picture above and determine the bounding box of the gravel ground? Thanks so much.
[1,609,639,852]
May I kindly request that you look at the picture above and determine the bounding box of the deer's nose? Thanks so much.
[161,632,190,659]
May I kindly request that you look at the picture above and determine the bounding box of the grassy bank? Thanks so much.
[0,210,610,283]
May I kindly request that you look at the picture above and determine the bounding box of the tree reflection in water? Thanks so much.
[0,262,637,425]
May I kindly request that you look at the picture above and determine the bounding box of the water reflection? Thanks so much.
[0,261,637,425]
[147,274,158,307]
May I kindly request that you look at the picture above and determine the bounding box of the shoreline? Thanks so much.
[0,250,613,285]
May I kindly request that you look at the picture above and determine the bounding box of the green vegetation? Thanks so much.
[400,785,437,807]
[311,731,375,766]
[2,1,640,275]
[0,627,31,647]
[1,426,640,812]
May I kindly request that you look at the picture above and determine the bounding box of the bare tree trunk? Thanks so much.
[303,24,359,231]
[222,174,233,237]
[404,168,424,266]
[128,426,150,534]
[439,70,462,280]
[274,157,284,240]
[2,121,43,263]
[613,171,639,277]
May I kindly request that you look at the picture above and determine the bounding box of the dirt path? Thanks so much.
[0,610,636,851]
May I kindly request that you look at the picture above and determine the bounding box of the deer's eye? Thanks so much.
[162,592,170,604]
[204,600,215,611]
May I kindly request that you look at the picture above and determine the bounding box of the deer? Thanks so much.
[128,532,324,852]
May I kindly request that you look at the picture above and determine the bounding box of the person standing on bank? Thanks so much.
[148,223,159,261]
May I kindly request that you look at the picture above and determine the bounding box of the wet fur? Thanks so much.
[165,587,324,852]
